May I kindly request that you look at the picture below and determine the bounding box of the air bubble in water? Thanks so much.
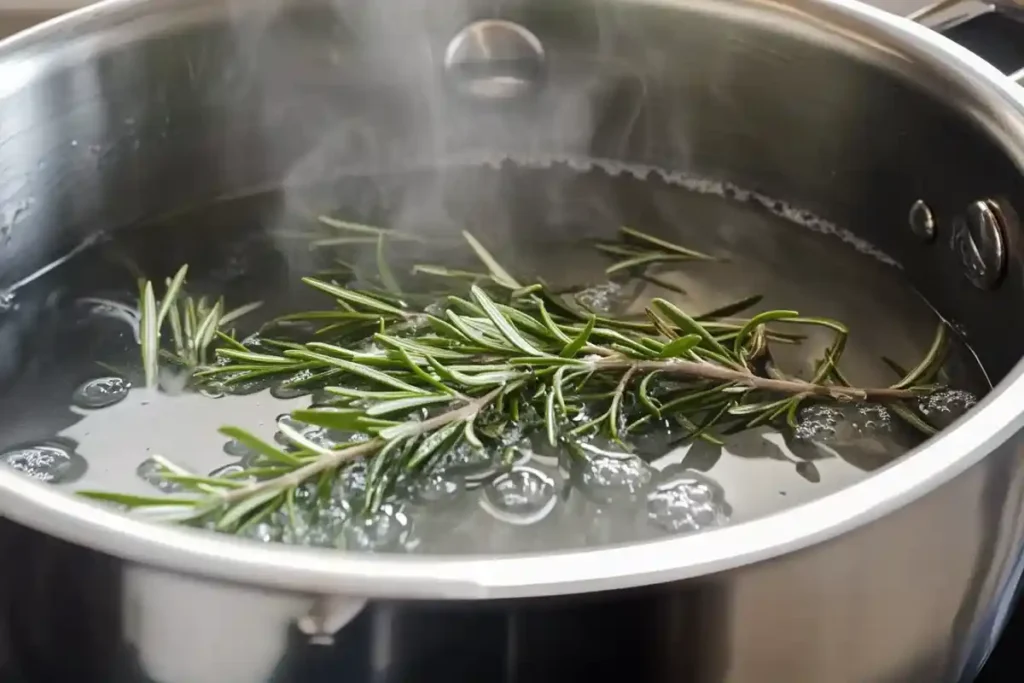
[279,499,350,548]
[275,415,308,446]
[646,467,730,533]
[411,471,464,506]
[576,444,654,505]
[209,463,246,478]
[136,458,180,493]
[795,403,893,442]
[223,438,255,459]
[333,461,369,503]
[573,281,643,316]
[275,414,344,451]
[479,466,558,526]
[243,522,281,543]
[917,388,978,430]
[0,439,86,484]
[341,502,413,551]
[71,376,131,410]
[270,384,309,400]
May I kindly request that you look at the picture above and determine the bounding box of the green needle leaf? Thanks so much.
[376,234,402,295]
[462,231,521,289]
[659,333,702,358]
[217,489,283,531]
[301,277,406,316]
[469,285,549,357]
[366,395,453,417]
[650,298,739,366]
[619,226,715,260]
[218,427,304,466]
[287,350,426,393]
[560,315,596,357]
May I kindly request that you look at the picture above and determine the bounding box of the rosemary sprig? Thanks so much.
[137,265,263,388]
[85,226,953,532]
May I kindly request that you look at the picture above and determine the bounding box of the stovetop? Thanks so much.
[0,3,1021,682]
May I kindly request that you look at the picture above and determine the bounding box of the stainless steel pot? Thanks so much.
[2,0,1024,681]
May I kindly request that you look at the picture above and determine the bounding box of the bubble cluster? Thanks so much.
[71,376,131,410]
[576,445,654,505]
[479,466,558,526]
[0,440,87,484]
[917,388,978,429]
[794,403,892,442]
[646,467,731,533]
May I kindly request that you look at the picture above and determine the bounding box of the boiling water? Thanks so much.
[0,160,987,555]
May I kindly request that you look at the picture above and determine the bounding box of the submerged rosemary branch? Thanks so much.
[79,224,949,533]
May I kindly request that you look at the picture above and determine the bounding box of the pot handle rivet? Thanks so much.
[953,199,1008,290]
[908,199,936,242]
[443,19,545,100]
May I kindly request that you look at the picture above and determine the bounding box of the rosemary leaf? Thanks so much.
[287,350,426,393]
[619,226,715,260]
[470,285,550,357]
[366,395,454,417]
[218,427,304,466]
[301,277,407,316]
[660,333,702,359]
[561,315,597,358]
[462,230,522,289]
[78,491,200,507]
[217,489,283,531]
[376,234,402,296]
[893,323,947,389]
[650,299,739,366]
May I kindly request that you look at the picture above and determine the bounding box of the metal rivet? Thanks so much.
[908,199,936,242]
[952,199,1007,290]
[443,20,545,100]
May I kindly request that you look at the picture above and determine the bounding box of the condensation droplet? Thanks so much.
[72,376,131,410]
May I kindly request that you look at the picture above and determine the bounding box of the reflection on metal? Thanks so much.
[908,199,937,242]
[904,0,997,30]
[296,595,368,646]
[443,19,545,100]
[953,199,1008,290]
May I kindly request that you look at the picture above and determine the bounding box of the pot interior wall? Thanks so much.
[0,0,1021,377]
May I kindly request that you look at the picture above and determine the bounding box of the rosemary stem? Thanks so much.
[594,359,919,400]
[206,387,504,507]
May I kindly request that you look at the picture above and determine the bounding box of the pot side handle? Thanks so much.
[909,0,1024,84]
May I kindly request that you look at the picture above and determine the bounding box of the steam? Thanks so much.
[214,0,636,277]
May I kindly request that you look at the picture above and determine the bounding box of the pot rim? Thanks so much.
[1,0,1023,600]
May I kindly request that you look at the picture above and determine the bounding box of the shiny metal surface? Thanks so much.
[909,199,938,241]
[1,0,1024,682]
[443,19,545,100]
[955,199,1010,289]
